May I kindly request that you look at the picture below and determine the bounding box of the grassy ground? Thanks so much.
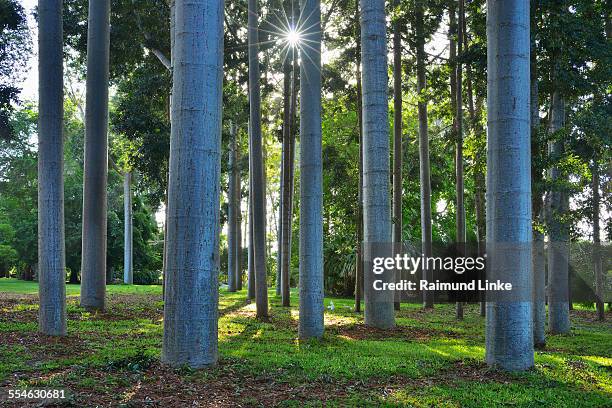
[0,278,610,407]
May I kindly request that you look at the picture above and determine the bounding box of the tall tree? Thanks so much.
[247,121,256,300]
[530,3,545,347]
[361,0,395,328]
[392,0,402,312]
[299,0,325,338]
[235,142,243,291]
[592,161,604,321]
[547,90,570,334]
[276,148,283,296]
[227,122,238,292]
[80,0,110,311]
[415,0,434,309]
[284,35,298,307]
[161,0,223,367]
[123,171,133,284]
[38,0,66,336]
[280,37,295,307]
[354,0,364,313]
[455,0,466,320]
[248,0,269,320]
[485,0,534,371]
[531,72,546,348]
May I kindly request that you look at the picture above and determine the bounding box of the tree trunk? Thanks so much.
[468,96,486,317]
[280,41,294,307]
[463,0,486,318]
[235,145,243,291]
[80,0,110,311]
[299,0,324,339]
[227,122,238,292]
[455,0,466,320]
[592,161,604,321]
[530,33,546,348]
[163,0,175,301]
[415,0,433,309]
[354,0,364,313]
[161,0,223,368]
[360,0,395,329]
[392,0,402,312]
[248,0,269,319]
[247,125,256,300]
[276,149,283,296]
[547,90,570,334]
[38,0,67,336]
[162,185,169,299]
[485,0,534,371]
[123,171,133,285]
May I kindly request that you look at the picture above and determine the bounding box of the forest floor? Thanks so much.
[0,278,611,407]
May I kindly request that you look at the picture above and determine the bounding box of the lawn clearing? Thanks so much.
[0,279,610,407]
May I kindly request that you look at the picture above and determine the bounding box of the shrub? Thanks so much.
[133,269,161,285]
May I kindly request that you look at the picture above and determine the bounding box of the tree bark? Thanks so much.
[485,0,534,371]
[353,0,365,313]
[466,58,486,317]
[235,144,243,291]
[530,31,546,347]
[276,149,283,296]
[161,0,223,368]
[592,161,604,321]
[280,40,294,307]
[392,0,402,312]
[247,123,256,300]
[227,122,238,292]
[353,0,364,314]
[415,0,434,309]
[299,0,325,339]
[248,0,269,319]
[547,90,570,334]
[455,0,466,320]
[123,171,133,285]
[80,0,110,311]
[360,0,395,329]
[38,0,67,336]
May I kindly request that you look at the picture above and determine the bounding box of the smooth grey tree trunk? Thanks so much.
[161,0,223,368]
[162,0,175,301]
[360,0,395,329]
[392,0,402,312]
[227,123,238,292]
[485,0,534,371]
[592,162,604,321]
[235,145,243,291]
[299,0,324,339]
[298,0,324,339]
[415,0,433,309]
[38,0,67,336]
[455,0,466,321]
[465,42,486,317]
[530,54,546,347]
[248,0,269,320]
[280,48,293,307]
[547,90,570,334]
[276,142,284,296]
[354,0,364,314]
[533,226,546,347]
[123,171,133,285]
[80,0,110,311]
[247,121,256,300]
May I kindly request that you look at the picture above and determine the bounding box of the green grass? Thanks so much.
[0,277,161,295]
[0,278,610,407]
